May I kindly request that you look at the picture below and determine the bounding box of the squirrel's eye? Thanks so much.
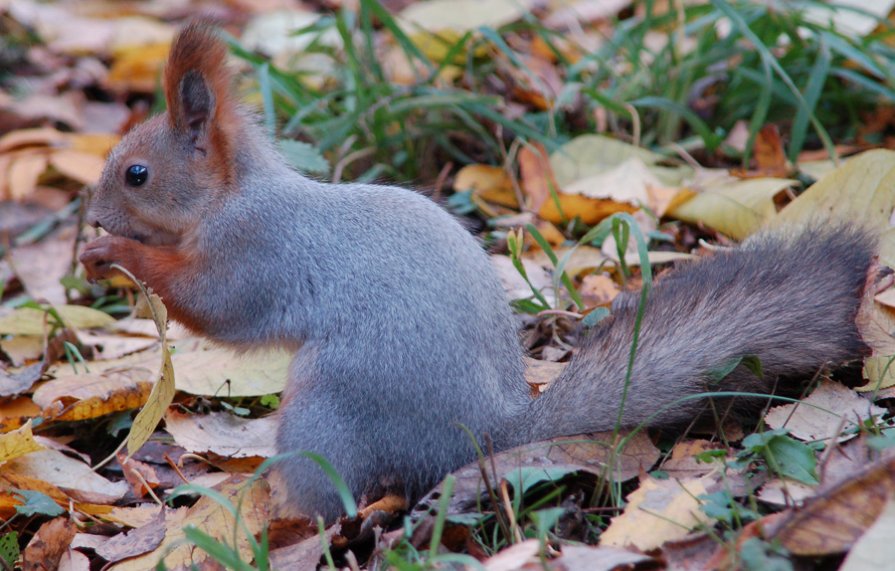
[125,164,148,187]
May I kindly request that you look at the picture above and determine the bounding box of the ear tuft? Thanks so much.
[164,23,233,137]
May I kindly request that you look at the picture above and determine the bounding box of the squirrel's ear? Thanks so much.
[164,24,234,150]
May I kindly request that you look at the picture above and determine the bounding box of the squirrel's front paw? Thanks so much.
[80,235,134,281]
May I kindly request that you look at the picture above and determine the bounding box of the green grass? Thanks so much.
[234,0,895,188]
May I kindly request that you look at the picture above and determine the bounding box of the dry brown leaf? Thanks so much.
[76,331,159,361]
[105,505,168,529]
[22,517,77,571]
[518,142,556,213]
[0,396,41,432]
[772,455,895,555]
[163,410,278,458]
[94,508,166,564]
[413,431,660,518]
[58,548,90,571]
[7,448,129,503]
[268,523,340,570]
[0,128,64,153]
[523,357,567,389]
[600,475,715,550]
[9,224,77,306]
[482,539,540,571]
[8,150,48,200]
[109,476,269,570]
[839,497,895,570]
[660,439,725,480]
[0,334,43,367]
[0,362,44,398]
[118,453,162,498]
[551,545,655,571]
[764,380,885,442]
[578,273,620,306]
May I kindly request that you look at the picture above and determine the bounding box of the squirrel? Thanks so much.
[80,24,875,522]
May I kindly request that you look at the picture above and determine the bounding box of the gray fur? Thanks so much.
[528,226,873,439]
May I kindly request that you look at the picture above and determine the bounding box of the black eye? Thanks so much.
[125,164,148,186]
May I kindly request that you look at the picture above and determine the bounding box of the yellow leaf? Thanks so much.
[7,150,47,201]
[48,149,105,185]
[107,42,170,93]
[600,476,713,550]
[63,133,119,157]
[669,176,794,240]
[33,374,153,422]
[0,305,115,336]
[858,355,895,392]
[454,164,517,208]
[775,149,895,232]
[110,477,269,570]
[0,419,44,462]
[127,292,174,456]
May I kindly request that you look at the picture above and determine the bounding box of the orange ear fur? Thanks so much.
[164,23,237,184]
[164,23,233,130]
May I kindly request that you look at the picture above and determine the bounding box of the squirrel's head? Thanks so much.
[86,24,239,246]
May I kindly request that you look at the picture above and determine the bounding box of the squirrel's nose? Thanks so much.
[85,215,102,230]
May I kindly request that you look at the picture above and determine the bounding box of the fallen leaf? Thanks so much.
[0,419,44,462]
[127,291,174,456]
[163,410,278,458]
[756,478,816,507]
[600,475,715,550]
[58,548,90,571]
[483,539,540,571]
[94,508,165,564]
[454,164,518,208]
[32,373,153,422]
[0,305,115,336]
[412,431,660,519]
[764,380,885,442]
[108,476,269,570]
[839,497,895,571]
[399,0,535,33]
[775,148,895,232]
[772,455,895,555]
[6,448,129,504]
[0,397,41,432]
[21,517,76,571]
[669,175,794,240]
[106,43,170,93]
[9,225,77,306]
[552,544,655,571]
[0,334,44,366]
[0,362,44,398]
[7,150,47,200]
[660,439,725,479]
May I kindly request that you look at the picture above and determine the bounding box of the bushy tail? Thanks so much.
[528,225,875,439]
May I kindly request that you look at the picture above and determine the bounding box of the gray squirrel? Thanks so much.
[80,24,874,521]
